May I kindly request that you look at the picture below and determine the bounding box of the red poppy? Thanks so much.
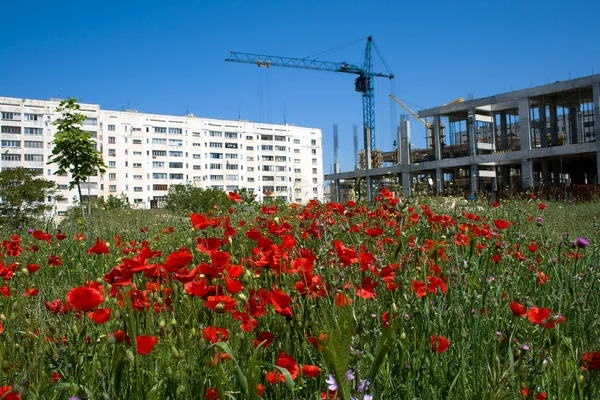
[520,388,547,399]
[270,289,293,319]
[582,351,600,370]
[0,385,20,400]
[49,372,60,382]
[227,192,242,202]
[301,365,321,377]
[0,286,10,297]
[356,276,378,299]
[411,280,427,298]
[112,329,132,345]
[365,228,384,237]
[87,308,112,324]
[427,276,447,294]
[87,238,110,255]
[535,271,549,285]
[267,351,299,383]
[493,220,510,230]
[538,203,546,210]
[66,286,105,312]
[205,388,219,400]
[32,230,52,243]
[164,248,193,272]
[26,263,40,274]
[190,213,210,229]
[48,254,62,267]
[510,301,527,317]
[136,335,158,355]
[253,331,274,348]
[527,307,551,326]
[23,288,38,297]
[203,327,229,343]
[204,295,237,313]
[430,335,449,353]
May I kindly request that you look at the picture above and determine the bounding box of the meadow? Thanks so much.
[0,192,598,399]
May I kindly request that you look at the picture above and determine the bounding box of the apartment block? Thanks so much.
[0,97,324,216]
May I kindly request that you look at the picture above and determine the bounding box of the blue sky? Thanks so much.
[2,0,600,173]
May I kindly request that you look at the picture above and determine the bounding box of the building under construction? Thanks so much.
[326,73,600,198]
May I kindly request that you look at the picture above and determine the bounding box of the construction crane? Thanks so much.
[389,94,435,148]
[225,37,394,150]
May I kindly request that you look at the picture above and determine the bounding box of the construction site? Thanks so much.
[326,73,600,201]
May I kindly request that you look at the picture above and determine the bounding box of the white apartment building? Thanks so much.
[0,97,324,216]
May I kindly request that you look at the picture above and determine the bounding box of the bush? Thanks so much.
[163,184,229,214]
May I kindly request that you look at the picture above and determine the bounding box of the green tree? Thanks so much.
[163,184,229,214]
[47,97,106,217]
[0,167,58,226]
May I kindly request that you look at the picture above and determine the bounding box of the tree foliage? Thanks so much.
[0,167,58,226]
[47,97,106,216]
[163,184,229,214]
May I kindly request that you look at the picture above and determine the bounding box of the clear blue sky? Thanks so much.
[2,0,599,173]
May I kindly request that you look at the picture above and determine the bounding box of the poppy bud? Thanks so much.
[72,324,79,335]
[228,237,233,246]
[392,303,398,313]
[21,268,28,276]
[171,346,179,359]
[96,361,102,369]
[159,319,166,328]
[166,367,173,377]
[274,217,280,224]
[579,375,584,384]
[1,361,9,372]
[401,332,407,340]
[186,238,193,246]
[176,385,185,394]
[0,314,5,322]
[52,352,59,362]
[215,303,225,312]
[125,350,134,363]
[170,318,177,326]
[238,293,247,302]
[48,325,57,334]
[15,343,20,350]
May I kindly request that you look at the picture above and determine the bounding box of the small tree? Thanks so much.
[0,167,58,226]
[48,97,106,217]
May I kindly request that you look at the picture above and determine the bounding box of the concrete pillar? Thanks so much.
[435,168,443,192]
[569,107,578,145]
[401,172,412,197]
[335,180,341,203]
[518,98,532,151]
[593,82,600,141]
[541,161,551,186]
[553,161,561,186]
[399,118,411,165]
[539,104,548,148]
[467,109,477,156]
[470,164,478,193]
[364,125,372,201]
[550,102,559,146]
[597,151,600,184]
[500,112,509,151]
[433,115,442,161]
[521,158,534,188]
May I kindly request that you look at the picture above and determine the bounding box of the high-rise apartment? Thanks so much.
[0,97,324,216]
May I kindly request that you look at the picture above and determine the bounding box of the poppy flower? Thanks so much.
[0,286,10,297]
[365,228,384,237]
[227,192,242,202]
[136,335,158,355]
[430,335,449,353]
[582,351,600,370]
[267,351,299,383]
[190,213,210,230]
[0,386,20,400]
[205,388,219,400]
[302,365,321,377]
[47,254,62,267]
[204,295,237,313]
[527,307,551,326]
[411,280,427,298]
[87,238,110,255]
[32,230,52,243]
[538,203,546,210]
[87,308,112,324]
[66,286,105,312]
[493,220,510,230]
[520,388,547,399]
[26,263,40,274]
[270,289,293,319]
[356,276,378,299]
[23,288,38,297]
[427,276,447,294]
[510,301,527,317]
[203,327,229,343]
[253,331,274,348]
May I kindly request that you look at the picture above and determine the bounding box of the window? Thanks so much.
[209,142,223,148]
[24,154,43,162]
[109,173,117,180]
[275,156,286,162]
[225,153,238,159]
[1,112,20,120]
[24,127,43,135]
[225,143,238,149]
[312,158,317,164]
[261,145,273,151]
[1,154,21,161]
[276,166,286,172]
[210,163,222,170]
[294,159,301,163]
[262,155,273,161]
[169,139,182,146]
[83,118,97,126]
[311,139,316,145]
[247,177,255,182]
[108,149,116,156]
[311,149,317,155]
[313,178,318,184]
[1,140,21,148]
[169,173,183,179]
[169,151,182,157]
[57,184,68,190]
[261,135,273,141]
[193,132,201,137]
[293,139,300,144]
[294,149,300,153]
[1,126,21,134]
[24,140,43,148]
[154,127,167,133]
[152,150,167,157]
[247,156,254,161]
[210,175,223,181]
[133,163,142,168]
[133,139,142,144]
[168,128,182,135]
[209,131,222,137]
[247,167,254,171]
[225,132,237,139]
[275,145,286,152]
[226,175,239,181]
[109,185,117,192]
[169,162,183,168]
[152,161,165,168]
[152,138,167,145]
[133,151,142,156]
[134,187,143,192]
[133,175,142,180]
[275,135,286,141]
[108,124,115,131]
[108,161,116,168]
[294,168,301,173]
[262,165,274,172]
[153,184,168,191]
[246,135,253,140]
[153,173,168,179]
[193,165,201,170]
[226,164,239,170]
[24,114,40,121]
[247,146,254,151]
[108,136,116,144]
[276,186,287,192]
[193,154,201,159]
[313,187,318,193]
[210,153,223,159]
[312,168,318,174]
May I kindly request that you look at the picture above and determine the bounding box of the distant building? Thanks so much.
[0,97,323,216]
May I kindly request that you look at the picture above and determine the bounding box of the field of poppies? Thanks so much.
[0,191,598,399]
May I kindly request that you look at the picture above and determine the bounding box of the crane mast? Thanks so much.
[225,37,393,151]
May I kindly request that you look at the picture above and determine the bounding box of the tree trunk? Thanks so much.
[77,183,84,218]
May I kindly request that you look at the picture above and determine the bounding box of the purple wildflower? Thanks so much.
[574,237,589,248]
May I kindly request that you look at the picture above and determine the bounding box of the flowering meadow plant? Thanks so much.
[0,193,598,399]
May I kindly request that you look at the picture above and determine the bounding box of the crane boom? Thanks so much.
[225,37,393,150]
[389,95,429,128]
